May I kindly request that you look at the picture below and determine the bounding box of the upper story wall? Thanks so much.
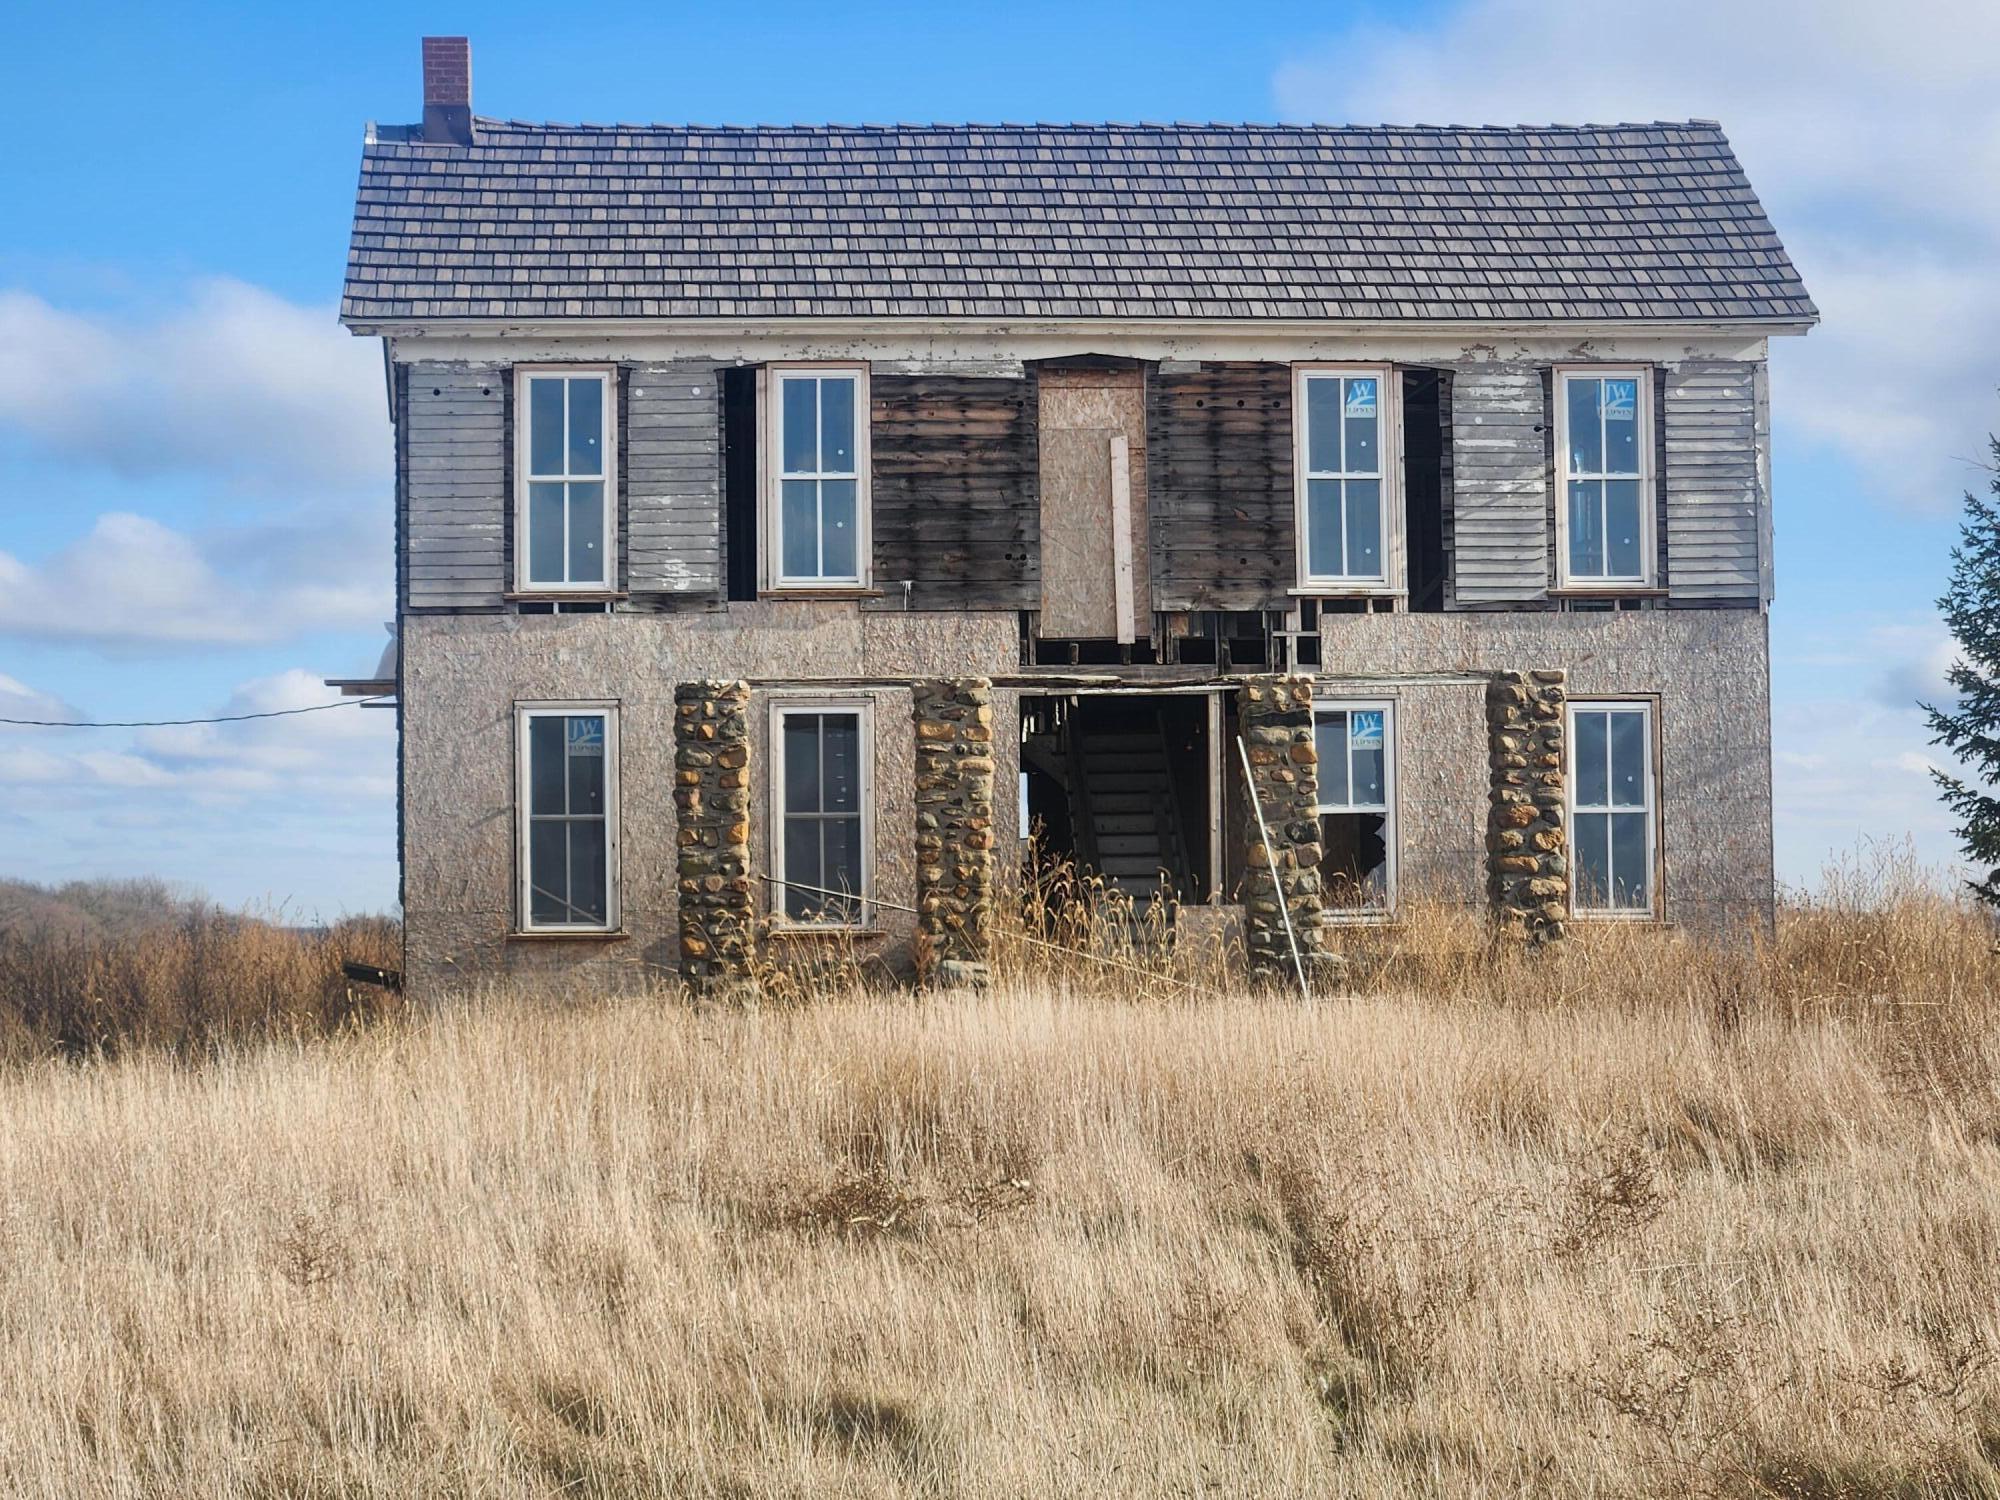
[386,329,1774,623]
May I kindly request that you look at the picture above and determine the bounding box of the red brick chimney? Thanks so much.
[421,37,473,146]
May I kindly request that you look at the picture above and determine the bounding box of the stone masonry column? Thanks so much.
[675,679,754,991]
[1236,674,1325,981]
[1486,669,1568,945]
[913,678,996,987]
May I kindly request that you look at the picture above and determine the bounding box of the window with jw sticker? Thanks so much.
[1601,379,1637,420]
[1344,379,1377,418]
[1348,709,1384,745]
[566,717,605,753]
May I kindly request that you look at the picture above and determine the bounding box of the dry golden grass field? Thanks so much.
[1,855,1998,1497]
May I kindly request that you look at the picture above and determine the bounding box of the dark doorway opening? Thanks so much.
[722,366,758,601]
[1402,368,1448,613]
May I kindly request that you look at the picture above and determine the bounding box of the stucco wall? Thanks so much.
[400,602,1020,993]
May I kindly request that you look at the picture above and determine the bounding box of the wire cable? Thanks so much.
[0,696,392,729]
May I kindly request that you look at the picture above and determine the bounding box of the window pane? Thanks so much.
[820,479,858,579]
[1349,709,1385,806]
[821,712,860,813]
[820,377,855,473]
[1605,479,1643,577]
[529,378,565,477]
[529,716,566,814]
[566,481,605,584]
[1306,479,1344,577]
[782,379,817,474]
[1315,712,1350,808]
[783,714,820,814]
[568,820,608,925]
[528,481,567,584]
[781,480,819,577]
[783,818,821,920]
[823,816,863,920]
[1574,710,1609,808]
[529,820,569,924]
[1602,378,1640,473]
[1343,479,1382,577]
[1609,712,1647,808]
[1306,377,1342,473]
[1566,378,1602,475]
[1611,812,1649,910]
[1343,377,1379,473]
[566,716,605,815]
[1568,480,1604,577]
[1574,812,1611,909]
[567,377,603,477]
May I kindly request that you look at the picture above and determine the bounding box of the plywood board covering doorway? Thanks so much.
[1038,368,1149,640]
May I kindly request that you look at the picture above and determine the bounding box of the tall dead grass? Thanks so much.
[0,849,1995,1495]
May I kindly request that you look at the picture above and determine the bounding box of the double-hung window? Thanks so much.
[1567,701,1656,916]
[516,703,619,931]
[769,366,869,587]
[1556,367,1653,587]
[516,367,615,592]
[1313,701,1396,915]
[1296,366,1394,589]
[772,702,871,924]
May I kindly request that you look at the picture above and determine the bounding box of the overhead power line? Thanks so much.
[0,696,392,729]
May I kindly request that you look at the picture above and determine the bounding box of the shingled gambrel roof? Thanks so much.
[340,119,1816,328]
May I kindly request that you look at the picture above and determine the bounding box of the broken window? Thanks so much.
[516,368,615,591]
[517,704,619,931]
[1568,701,1656,915]
[773,704,870,924]
[1314,702,1394,915]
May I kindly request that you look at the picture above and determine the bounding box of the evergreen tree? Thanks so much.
[1924,436,2000,906]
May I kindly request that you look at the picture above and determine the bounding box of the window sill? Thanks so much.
[1290,585,1402,598]
[505,591,629,603]
[1548,586,1667,599]
[758,588,886,601]
[506,928,631,943]
[766,922,885,940]
[1569,912,1672,926]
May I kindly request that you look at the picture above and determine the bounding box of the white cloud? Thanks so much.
[0,511,386,649]
[0,278,386,489]
[1273,0,2000,512]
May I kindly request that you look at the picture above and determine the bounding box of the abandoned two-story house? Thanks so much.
[333,38,1815,993]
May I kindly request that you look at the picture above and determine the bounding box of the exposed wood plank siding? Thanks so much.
[1450,363,1548,605]
[625,361,724,601]
[1664,359,1762,601]
[1147,362,1293,612]
[404,362,507,610]
[867,373,1039,611]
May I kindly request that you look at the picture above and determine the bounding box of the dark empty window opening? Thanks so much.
[723,366,758,601]
[1402,368,1448,613]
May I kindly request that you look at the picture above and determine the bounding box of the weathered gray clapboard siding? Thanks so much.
[1450,364,1547,604]
[1664,360,1763,601]
[404,362,507,609]
[626,362,724,599]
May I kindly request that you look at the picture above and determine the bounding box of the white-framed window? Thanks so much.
[1313,699,1396,916]
[1554,366,1654,587]
[515,366,616,592]
[771,699,873,925]
[515,702,620,931]
[1567,700,1657,917]
[1295,365,1396,590]
[767,365,870,587]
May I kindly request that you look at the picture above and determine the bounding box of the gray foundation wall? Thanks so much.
[399,603,1771,993]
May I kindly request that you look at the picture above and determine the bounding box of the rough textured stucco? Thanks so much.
[400,604,1019,993]
[1313,609,1774,935]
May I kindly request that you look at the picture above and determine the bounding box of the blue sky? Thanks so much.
[1,0,1993,916]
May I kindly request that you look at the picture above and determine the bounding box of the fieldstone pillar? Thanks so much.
[1486,669,1568,945]
[675,679,754,991]
[913,678,996,987]
[1236,674,1325,981]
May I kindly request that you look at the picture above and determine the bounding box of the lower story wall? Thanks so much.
[398,603,1772,993]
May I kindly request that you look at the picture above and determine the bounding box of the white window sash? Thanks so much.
[765,365,871,589]
[1313,699,1397,917]
[769,698,874,927]
[1553,365,1655,589]
[1293,364,1399,592]
[513,366,617,594]
[514,701,621,933]
[1565,699,1658,918]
